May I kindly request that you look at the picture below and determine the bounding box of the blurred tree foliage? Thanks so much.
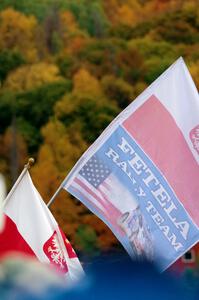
[0,50,25,84]
[0,0,199,256]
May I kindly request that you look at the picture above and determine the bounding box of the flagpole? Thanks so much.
[47,184,63,208]
[3,158,35,206]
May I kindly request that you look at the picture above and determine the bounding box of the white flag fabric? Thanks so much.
[0,171,84,283]
[0,174,6,232]
[62,57,199,271]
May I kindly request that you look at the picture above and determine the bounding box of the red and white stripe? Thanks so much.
[70,173,137,235]
[0,171,84,283]
[123,94,199,226]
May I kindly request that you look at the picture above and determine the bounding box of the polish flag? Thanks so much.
[0,171,84,283]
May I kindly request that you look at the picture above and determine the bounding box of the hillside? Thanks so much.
[0,0,199,255]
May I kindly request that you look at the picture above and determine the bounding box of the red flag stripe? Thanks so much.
[123,95,199,225]
[0,214,36,258]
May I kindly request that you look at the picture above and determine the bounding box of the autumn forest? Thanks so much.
[0,0,199,257]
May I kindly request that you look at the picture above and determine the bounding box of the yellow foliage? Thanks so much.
[117,3,141,26]
[55,68,106,118]
[60,10,79,34]
[32,120,87,199]
[42,121,87,172]
[55,94,76,116]
[189,61,199,90]
[4,62,63,92]
[182,0,197,11]
[0,8,38,62]
[103,0,141,25]
[73,68,103,97]
[31,145,59,201]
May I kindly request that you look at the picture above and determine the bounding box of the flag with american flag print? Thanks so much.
[62,58,199,271]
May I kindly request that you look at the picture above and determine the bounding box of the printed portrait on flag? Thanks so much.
[69,152,154,261]
[63,58,199,271]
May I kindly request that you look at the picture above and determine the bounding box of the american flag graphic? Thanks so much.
[69,154,137,232]
[71,155,120,217]
[79,154,111,188]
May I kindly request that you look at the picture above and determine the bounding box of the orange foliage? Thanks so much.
[60,10,79,34]
[0,127,28,187]
[68,35,89,54]
[117,2,142,26]
[0,8,38,62]
[103,0,141,25]
[143,0,182,16]
[102,0,119,24]
[59,10,89,55]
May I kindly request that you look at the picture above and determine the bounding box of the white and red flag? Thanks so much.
[0,170,84,283]
[60,57,199,271]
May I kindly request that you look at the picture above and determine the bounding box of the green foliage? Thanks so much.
[16,80,72,128]
[101,75,134,109]
[77,98,120,143]
[0,0,109,35]
[56,56,77,79]
[130,38,182,84]
[16,117,42,154]
[0,80,72,153]
[77,38,145,81]
[130,38,175,58]
[78,38,125,65]
[43,6,63,54]
[144,58,172,84]
[0,0,63,21]
[63,0,110,37]
[0,50,25,83]
[75,224,99,255]
[0,91,16,133]
[50,31,63,54]
[17,117,42,155]
[112,20,154,40]
[58,96,120,143]
[155,14,199,44]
